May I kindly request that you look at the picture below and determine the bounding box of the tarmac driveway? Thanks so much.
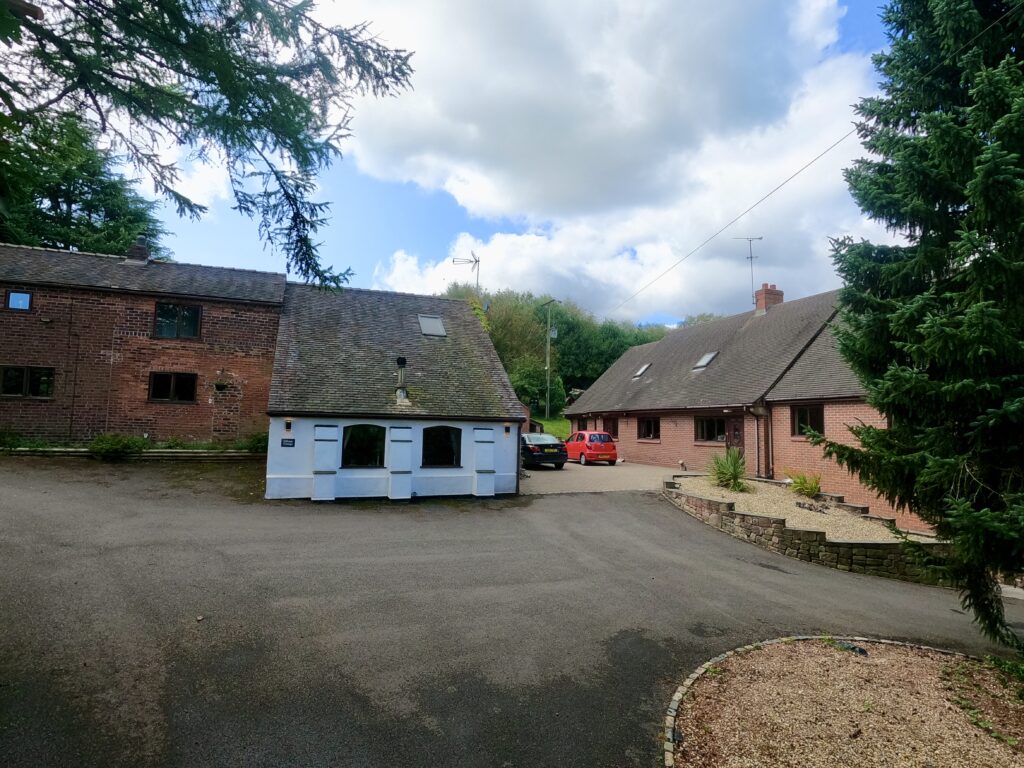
[520,459,669,495]
[1,457,1021,768]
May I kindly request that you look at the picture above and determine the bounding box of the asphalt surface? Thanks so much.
[1,457,1021,768]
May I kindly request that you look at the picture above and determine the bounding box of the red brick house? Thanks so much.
[0,243,285,442]
[565,284,926,532]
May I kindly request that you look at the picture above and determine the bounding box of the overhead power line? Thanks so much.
[612,3,1023,313]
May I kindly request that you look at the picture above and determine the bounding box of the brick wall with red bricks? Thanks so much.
[0,282,279,442]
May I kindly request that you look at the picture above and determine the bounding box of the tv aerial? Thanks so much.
[452,250,481,292]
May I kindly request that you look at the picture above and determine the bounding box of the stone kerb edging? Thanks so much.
[662,635,973,768]
[3,447,264,461]
[662,488,949,585]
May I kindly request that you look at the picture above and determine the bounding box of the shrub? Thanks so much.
[0,430,23,450]
[87,433,149,461]
[155,436,189,449]
[710,447,749,492]
[233,432,269,453]
[786,471,821,498]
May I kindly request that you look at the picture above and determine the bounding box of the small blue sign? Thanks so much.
[280,438,295,447]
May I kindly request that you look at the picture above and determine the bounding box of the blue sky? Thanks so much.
[156,2,893,323]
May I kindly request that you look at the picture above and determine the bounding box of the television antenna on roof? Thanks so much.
[732,236,763,306]
[452,250,481,292]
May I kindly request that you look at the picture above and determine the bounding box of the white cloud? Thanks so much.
[329,1,895,319]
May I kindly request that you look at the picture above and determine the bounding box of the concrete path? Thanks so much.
[0,457,1020,768]
[521,459,669,495]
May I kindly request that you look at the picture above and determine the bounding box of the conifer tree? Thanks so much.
[822,0,1024,649]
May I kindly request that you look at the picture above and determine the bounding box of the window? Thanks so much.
[637,417,660,440]
[6,291,32,311]
[342,424,386,467]
[0,366,54,398]
[149,372,198,403]
[422,425,461,467]
[604,417,619,439]
[693,351,718,370]
[695,417,726,442]
[154,302,201,339]
[588,433,612,443]
[791,404,825,437]
[632,363,651,379]
[418,314,446,336]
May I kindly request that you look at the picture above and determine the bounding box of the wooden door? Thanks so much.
[725,417,744,454]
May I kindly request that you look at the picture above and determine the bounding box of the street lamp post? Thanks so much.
[541,298,559,419]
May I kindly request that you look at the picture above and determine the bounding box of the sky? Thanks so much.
[155,1,894,324]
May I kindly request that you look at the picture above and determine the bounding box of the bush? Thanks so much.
[155,436,189,449]
[0,430,23,450]
[233,432,269,453]
[710,447,749,492]
[786,471,821,498]
[87,433,149,461]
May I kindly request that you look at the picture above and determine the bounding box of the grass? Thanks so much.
[531,415,571,440]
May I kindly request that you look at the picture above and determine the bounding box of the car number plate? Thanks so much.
[544,448,557,453]
[598,454,610,458]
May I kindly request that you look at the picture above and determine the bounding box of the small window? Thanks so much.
[149,372,198,403]
[418,314,446,337]
[154,303,201,339]
[632,363,651,379]
[342,424,386,468]
[792,404,825,437]
[604,417,619,439]
[422,425,461,467]
[637,417,660,440]
[6,291,32,311]
[693,352,718,370]
[0,366,54,398]
[695,417,726,442]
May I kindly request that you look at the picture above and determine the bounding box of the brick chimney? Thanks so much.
[754,283,783,314]
[125,235,150,262]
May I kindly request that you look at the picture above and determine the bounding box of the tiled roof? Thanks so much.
[766,321,864,402]
[565,290,840,415]
[269,284,524,420]
[0,243,286,304]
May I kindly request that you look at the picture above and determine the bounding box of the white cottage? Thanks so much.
[265,284,525,500]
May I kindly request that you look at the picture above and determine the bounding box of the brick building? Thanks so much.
[0,243,285,442]
[565,283,927,532]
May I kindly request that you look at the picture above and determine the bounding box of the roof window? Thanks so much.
[632,363,651,379]
[418,314,446,336]
[692,352,718,370]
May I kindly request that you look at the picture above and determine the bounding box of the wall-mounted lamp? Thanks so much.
[284,418,293,432]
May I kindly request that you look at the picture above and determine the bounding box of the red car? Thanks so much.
[565,430,618,465]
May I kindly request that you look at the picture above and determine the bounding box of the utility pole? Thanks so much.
[541,298,559,419]
[732,236,763,305]
[452,251,481,292]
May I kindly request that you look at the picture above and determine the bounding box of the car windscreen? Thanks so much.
[588,433,611,442]
[526,434,562,444]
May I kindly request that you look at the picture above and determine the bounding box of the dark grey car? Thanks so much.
[520,432,568,469]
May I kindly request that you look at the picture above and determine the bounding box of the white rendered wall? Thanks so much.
[265,416,521,500]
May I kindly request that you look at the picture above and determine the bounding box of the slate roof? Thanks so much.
[0,243,286,304]
[269,284,524,420]
[766,321,865,402]
[565,290,841,415]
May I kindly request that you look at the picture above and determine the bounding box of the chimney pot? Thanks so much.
[755,282,784,314]
[125,236,150,262]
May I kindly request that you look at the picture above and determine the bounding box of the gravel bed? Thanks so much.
[673,475,930,543]
[675,641,1024,768]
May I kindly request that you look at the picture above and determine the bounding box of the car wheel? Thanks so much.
[579,453,588,466]
[555,463,565,470]
[607,460,616,466]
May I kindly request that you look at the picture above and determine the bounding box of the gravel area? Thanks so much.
[675,641,1024,768]
[673,475,930,542]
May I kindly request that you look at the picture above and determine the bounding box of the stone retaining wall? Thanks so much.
[665,489,949,586]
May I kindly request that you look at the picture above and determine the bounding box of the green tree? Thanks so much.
[0,117,168,255]
[0,0,412,283]
[821,0,1024,650]
[508,357,566,416]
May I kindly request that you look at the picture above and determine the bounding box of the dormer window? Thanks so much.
[693,352,718,371]
[632,363,651,379]
[418,314,446,336]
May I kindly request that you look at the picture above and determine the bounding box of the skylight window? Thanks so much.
[632,363,651,379]
[692,352,718,370]
[418,314,446,336]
